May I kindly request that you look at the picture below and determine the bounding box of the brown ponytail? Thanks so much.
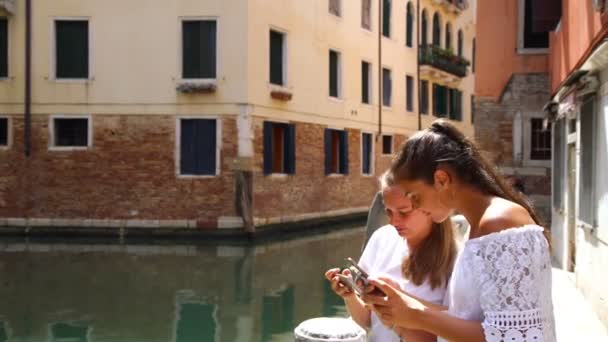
[391,119,548,236]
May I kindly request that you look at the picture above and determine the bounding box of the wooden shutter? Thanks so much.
[383,0,391,37]
[56,21,88,79]
[406,4,413,47]
[180,119,216,175]
[406,76,413,111]
[324,129,332,175]
[0,19,7,78]
[421,80,428,114]
[383,69,391,106]
[339,130,349,174]
[183,21,216,79]
[329,51,339,97]
[263,121,273,175]
[532,0,561,33]
[362,62,370,103]
[285,124,296,174]
[361,0,371,29]
[0,118,7,146]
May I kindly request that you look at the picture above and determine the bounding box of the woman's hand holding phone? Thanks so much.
[324,268,357,299]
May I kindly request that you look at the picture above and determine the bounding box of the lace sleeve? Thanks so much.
[470,227,555,342]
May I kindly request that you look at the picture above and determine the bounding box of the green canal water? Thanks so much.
[0,226,366,342]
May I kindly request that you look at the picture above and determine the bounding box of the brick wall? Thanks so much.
[0,114,238,227]
[474,73,552,224]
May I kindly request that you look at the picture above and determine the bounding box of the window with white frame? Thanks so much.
[383,0,391,38]
[182,19,217,79]
[329,50,341,98]
[406,75,414,112]
[0,17,7,78]
[55,20,89,79]
[530,118,551,160]
[361,0,371,30]
[325,128,348,174]
[263,121,295,175]
[406,2,414,47]
[382,135,393,155]
[269,29,286,86]
[382,68,392,107]
[179,118,218,176]
[518,0,549,51]
[51,117,90,148]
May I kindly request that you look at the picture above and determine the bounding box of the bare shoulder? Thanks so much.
[479,197,536,235]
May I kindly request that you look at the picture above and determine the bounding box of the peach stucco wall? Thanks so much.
[548,1,602,94]
[476,0,547,100]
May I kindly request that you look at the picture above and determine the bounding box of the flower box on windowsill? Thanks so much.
[176,81,217,94]
[270,89,293,101]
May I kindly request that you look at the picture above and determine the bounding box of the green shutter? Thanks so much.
[56,21,88,79]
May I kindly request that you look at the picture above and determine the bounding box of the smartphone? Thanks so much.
[344,257,386,297]
[336,273,363,295]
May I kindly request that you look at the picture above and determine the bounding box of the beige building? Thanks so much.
[0,0,475,231]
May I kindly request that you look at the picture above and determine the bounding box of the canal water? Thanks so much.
[0,226,366,342]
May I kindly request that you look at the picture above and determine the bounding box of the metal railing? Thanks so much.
[419,45,469,78]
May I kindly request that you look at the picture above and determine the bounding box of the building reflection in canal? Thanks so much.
[0,227,365,342]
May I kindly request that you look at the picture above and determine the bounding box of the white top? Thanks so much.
[359,225,446,342]
[440,225,556,342]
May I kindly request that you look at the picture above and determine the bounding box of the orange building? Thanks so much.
[474,0,558,224]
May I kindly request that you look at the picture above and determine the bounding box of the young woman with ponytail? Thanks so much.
[362,119,556,342]
[325,169,458,342]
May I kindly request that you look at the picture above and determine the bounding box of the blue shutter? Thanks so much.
[340,131,349,174]
[285,124,296,174]
[180,119,216,175]
[362,133,371,174]
[324,129,332,175]
[263,121,273,175]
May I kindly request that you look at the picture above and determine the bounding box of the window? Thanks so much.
[175,303,218,342]
[382,68,392,107]
[530,118,551,160]
[579,97,596,225]
[362,0,372,30]
[445,23,452,50]
[325,129,348,175]
[470,95,475,123]
[552,118,564,210]
[406,75,414,112]
[182,20,217,79]
[421,10,428,46]
[50,322,89,342]
[179,118,218,176]
[420,80,429,114]
[55,20,88,79]
[406,3,414,47]
[361,132,373,175]
[329,50,341,98]
[472,38,476,73]
[432,13,441,47]
[448,89,462,121]
[263,121,295,174]
[433,84,448,117]
[0,117,7,146]
[520,0,549,50]
[269,30,285,86]
[383,0,391,38]
[0,18,7,78]
[457,30,463,57]
[52,117,90,148]
[362,61,371,104]
[382,135,393,155]
[329,0,341,17]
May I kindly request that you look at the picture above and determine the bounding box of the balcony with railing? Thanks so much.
[432,0,468,14]
[419,45,469,83]
[0,0,14,15]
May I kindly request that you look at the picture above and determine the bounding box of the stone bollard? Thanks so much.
[294,317,366,342]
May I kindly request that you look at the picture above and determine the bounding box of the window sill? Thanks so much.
[361,173,375,177]
[49,146,91,151]
[327,173,346,177]
[517,48,548,55]
[176,80,217,94]
[177,174,219,179]
[267,173,290,178]
[328,96,343,103]
[382,106,393,111]
[0,145,10,150]
[50,78,94,84]
[381,153,393,157]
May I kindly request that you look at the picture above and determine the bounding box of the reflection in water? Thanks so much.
[0,227,364,342]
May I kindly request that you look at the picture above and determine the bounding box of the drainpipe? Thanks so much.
[416,0,422,130]
[24,0,32,157]
[377,0,382,139]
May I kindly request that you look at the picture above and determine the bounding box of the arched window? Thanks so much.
[458,29,464,57]
[432,13,441,47]
[406,2,414,47]
[445,22,452,50]
[421,10,428,46]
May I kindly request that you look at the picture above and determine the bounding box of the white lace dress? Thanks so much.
[439,225,556,342]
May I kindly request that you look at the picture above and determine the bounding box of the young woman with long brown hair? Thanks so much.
[362,120,555,342]
[325,170,458,342]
